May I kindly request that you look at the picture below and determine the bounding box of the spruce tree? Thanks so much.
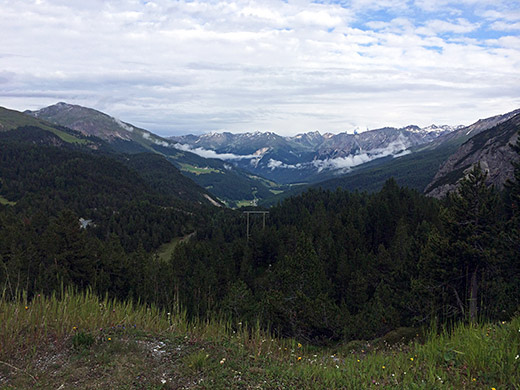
[444,163,498,322]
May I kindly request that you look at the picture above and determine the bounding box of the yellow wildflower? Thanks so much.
[410,357,414,361]
[297,356,302,361]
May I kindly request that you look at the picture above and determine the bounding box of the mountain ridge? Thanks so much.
[425,113,520,198]
[24,103,280,206]
[169,124,460,184]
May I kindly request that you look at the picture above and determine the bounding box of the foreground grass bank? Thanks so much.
[0,291,518,389]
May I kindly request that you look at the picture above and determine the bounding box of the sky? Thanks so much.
[1,0,519,136]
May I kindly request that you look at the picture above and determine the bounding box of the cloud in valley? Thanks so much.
[313,137,412,171]
[173,143,258,160]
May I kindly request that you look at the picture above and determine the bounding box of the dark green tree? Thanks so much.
[442,164,498,322]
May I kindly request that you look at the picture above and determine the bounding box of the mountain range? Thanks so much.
[0,102,518,207]
[24,103,281,207]
[169,124,462,184]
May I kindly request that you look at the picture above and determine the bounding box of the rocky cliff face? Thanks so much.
[425,114,520,198]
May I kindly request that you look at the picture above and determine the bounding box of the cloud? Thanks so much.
[173,143,258,160]
[490,21,520,31]
[313,137,411,171]
[267,159,301,170]
[0,0,519,136]
[113,117,134,132]
[417,18,479,35]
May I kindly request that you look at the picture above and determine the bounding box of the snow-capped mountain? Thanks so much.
[169,124,458,184]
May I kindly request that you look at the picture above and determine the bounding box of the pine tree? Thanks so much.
[444,163,498,322]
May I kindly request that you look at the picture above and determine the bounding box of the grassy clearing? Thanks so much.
[47,128,88,144]
[156,233,195,262]
[1,290,518,389]
[235,200,257,208]
[0,196,16,206]
[179,163,221,175]
[156,237,183,262]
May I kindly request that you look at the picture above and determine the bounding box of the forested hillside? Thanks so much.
[0,126,216,301]
[166,168,519,342]
[1,121,519,346]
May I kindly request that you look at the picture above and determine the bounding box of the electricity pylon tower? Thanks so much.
[243,211,269,240]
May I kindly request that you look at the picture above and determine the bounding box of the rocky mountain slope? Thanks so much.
[170,124,458,184]
[260,108,520,205]
[425,113,520,198]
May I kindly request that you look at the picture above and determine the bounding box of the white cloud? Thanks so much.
[0,0,519,136]
[312,136,411,171]
[173,143,257,160]
[490,21,520,31]
[417,19,479,35]
[113,117,134,132]
[267,159,301,170]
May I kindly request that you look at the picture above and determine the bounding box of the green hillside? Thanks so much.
[0,107,88,144]
[25,103,280,205]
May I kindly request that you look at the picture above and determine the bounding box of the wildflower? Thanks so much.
[357,359,360,363]
[297,343,302,348]
[73,326,77,331]
[382,365,385,369]
[410,357,414,361]
[491,388,496,390]
[220,358,226,365]
[515,355,519,360]
[24,306,28,310]
[108,337,112,341]
[472,378,476,382]
[297,356,302,361]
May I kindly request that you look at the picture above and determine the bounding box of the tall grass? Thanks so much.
[1,289,519,389]
[0,288,174,359]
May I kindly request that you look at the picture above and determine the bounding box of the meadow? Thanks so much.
[0,289,518,389]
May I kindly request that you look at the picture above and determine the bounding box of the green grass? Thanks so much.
[1,290,519,389]
[156,237,183,262]
[235,199,257,208]
[0,107,87,144]
[0,196,16,206]
[155,232,196,262]
[47,127,88,144]
[179,163,222,175]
